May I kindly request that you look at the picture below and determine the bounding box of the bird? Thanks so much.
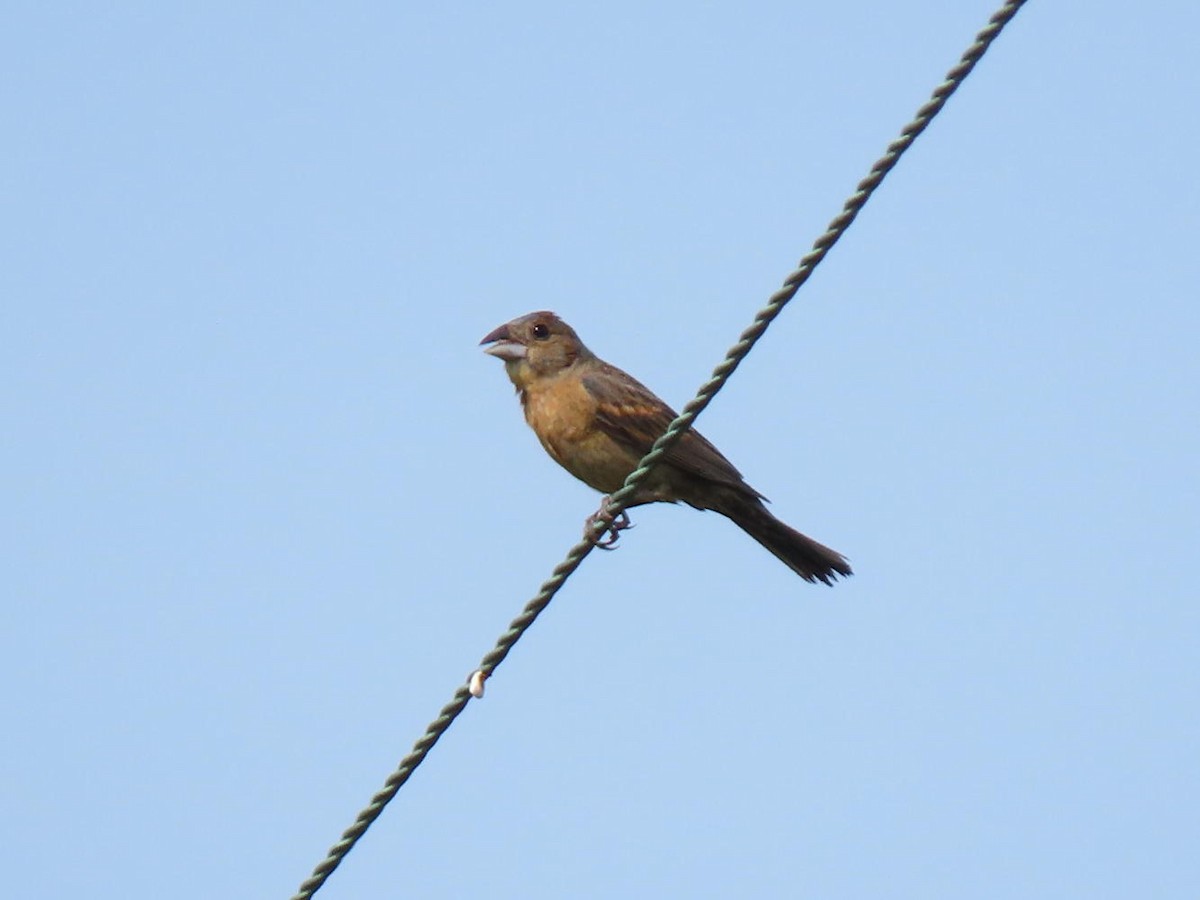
[480,311,852,585]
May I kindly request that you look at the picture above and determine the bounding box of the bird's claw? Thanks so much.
[585,500,633,550]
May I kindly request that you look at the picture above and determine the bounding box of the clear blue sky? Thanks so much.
[5,3,1198,898]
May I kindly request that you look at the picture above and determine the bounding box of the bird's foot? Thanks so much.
[585,497,633,550]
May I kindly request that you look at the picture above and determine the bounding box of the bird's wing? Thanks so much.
[582,363,763,497]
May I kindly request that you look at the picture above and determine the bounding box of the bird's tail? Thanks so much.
[717,494,852,585]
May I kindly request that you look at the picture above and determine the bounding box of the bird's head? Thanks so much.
[480,311,592,388]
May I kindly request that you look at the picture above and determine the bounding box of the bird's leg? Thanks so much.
[584,496,633,550]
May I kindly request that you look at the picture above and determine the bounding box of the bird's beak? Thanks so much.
[480,323,527,361]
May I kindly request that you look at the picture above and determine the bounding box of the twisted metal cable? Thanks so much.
[290,1,1027,896]
[603,0,1028,510]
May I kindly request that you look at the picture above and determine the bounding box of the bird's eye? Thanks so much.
[531,322,550,340]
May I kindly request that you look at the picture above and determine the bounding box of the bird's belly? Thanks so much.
[545,429,638,494]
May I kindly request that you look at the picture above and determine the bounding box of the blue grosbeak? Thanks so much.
[481,311,852,585]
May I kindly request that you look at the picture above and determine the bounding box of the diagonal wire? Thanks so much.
[290,1,1028,896]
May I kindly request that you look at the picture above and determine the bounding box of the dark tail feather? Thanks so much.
[718,496,852,586]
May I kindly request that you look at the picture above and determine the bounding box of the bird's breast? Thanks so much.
[520,374,638,494]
